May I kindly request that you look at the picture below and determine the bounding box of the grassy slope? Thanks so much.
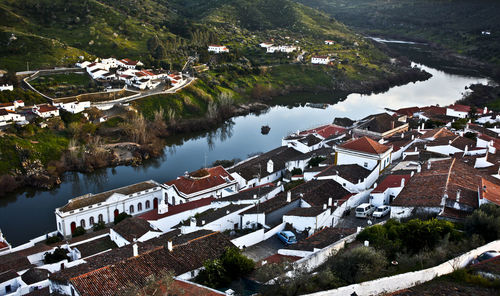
[296,0,500,65]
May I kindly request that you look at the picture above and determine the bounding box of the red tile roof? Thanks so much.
[339,136,391,155]
[394,106,420,117]
[36,104,58,113]
[372,174,411,194]
[420,105,446,115]
[168,279,225,295]
[0,241,8,249]
[481,178,500,205]
[299,124,346,139]
[139,197,215,221]
[120,58,138,66]
[421,127,455,139]
[258,254,301,266]
[166,166,234,195]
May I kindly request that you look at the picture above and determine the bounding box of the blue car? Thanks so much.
[277,231,297,245]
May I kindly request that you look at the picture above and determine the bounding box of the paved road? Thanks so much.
[337,210,390,230]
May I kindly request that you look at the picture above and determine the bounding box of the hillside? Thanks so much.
[296,0,500,66]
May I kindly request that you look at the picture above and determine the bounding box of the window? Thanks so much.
[145,200,151,209]
[98,214,103,222]
[6,285,12,293]
[80,219,86,228]
[364,162,368,168]
[89,216,95,225]
[130,205,135,214]
[138,202,142,211]
[58,222,61,231]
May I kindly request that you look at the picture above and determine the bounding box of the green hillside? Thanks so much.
[296,0,500,66]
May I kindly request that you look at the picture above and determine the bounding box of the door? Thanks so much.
[70,222,76,234]
[114,209,119,218]
[153,198,158,209]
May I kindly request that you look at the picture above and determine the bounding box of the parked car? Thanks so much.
[355,203,375,218]
[277,231,297,245]
[471,250,500,265]
[372,205,391,218]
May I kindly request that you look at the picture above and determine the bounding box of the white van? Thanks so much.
[356,203,375,218]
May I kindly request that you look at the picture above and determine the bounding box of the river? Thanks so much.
[0,62,488,246]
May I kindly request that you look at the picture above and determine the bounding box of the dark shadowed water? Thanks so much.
[0,63,487,246]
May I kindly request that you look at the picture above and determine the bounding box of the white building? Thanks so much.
[324,40,335,45]
[0,85,13,91]
[166,166,238,202]
[53,101,91,114]
[445,104,487,118]
[32,104,59,118]
[75,61,91,68]
[266,45,297,53]
[311,56,331,65]
[335,136,393,173]
[370,174,411,207]
[116,58,142,69]
[55,181,169,237]
[208,45,229,53]
[101,58,119,68]
[259,42,273,48]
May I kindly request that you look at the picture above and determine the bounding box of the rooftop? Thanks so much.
[166,166,234,196]
[339,136,391,155]
[69,232,233,296]
[299,124,346,139]
[420,127,455,139]
[217,184,277,202]
[139,197,215,221]
[314,164,372,183]
[356,113,407,134]
[286,228,356,251]
[112,217,158,242]
[185,204,250,227]
[372,174,411,194]
[59,181,159,213]
[284,207,328,217]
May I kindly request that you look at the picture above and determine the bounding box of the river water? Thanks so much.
[0,62,488,246]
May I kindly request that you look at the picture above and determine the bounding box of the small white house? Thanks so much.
[370,174,411,207]
[335,137,393,173]
[0,85,13,91]
[259,42,273,48]
[32,104,59,118]
[208,45,229,53]
[54,101,91,114]
[324,40,335,45]
[311,56,331,65]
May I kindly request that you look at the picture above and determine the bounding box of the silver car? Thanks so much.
[372,205,390,218]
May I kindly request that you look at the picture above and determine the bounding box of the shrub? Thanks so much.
[72,226,86,237]
[93,221,106,231]
[327,246,387,284]
[44,247,69,264]
[45,236,62,245]
[114,212,132,225]
[465,203,500,242]
[291,168,302,175]
[196,247,254,288]
[308,156,326,167]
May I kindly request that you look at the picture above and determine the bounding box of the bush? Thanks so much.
[307,156,326,167]
[327,246,387,284]
[44,247,70,264]
[291,168,302,175]
[114,212,132,225]
[45,236,62,245]
[196,247,255,288]
[93,221,106,231]
[465,203,500,242]
[72,226,86,237]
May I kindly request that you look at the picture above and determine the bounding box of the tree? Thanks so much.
[44,247,70,264]
[465,204,500,242]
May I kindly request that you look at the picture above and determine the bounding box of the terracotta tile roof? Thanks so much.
[0,109,8,116]
[394,106,420,117]
[168,279,226,295]
[229,146,303,180]
[286,228,356,251]
[69,232,233,296]
[298,134,323,146]
[438,207,471,221]
[284,206,327,217]
[0,253,34,274]
[339,136,391,155]
[36,104,58,113]
[421,127,456,139]
[480,178,500,205]
[59,181,159,213]
[356,113,407,134]
[314,164,372,183]
[166,166,234,195]
[25,287,50,296]
[0,241,8,249]
[120,58,138,66]
[420,105,447,115]
[393,158,496,208]
[470,255,500,275]
[372,174,411,194]
[333,117,355,127]
[0,102,14,108]
[112,217,158,242]
[0,269,18,282]
[139,197,215,221]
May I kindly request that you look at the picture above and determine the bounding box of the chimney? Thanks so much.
[401,178,405,187]
[391,121,395,130]
[287,191,291,202]
[373,182,377,189]
[483,185,487,192]
[202,220,206,225]
[412,135,415,140]
[417,166,421,173]
[323,204,327,210]
[414,147,417,152]
[401,133,404,139]
[267,160,274,174]
[226,210,230,214]
[464,145,468,154]
[60,263,65,270]
[417,126,420,132]
[427,161,431,170]
[253,194,257,199]
[133,239,138,257]
[328,198,333,207]
[167,240,173,252]
[334,200,338,207]
[484,107,488,114]
[456,190,461,203]
[448,139,452,145]
[190,217,196,227]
